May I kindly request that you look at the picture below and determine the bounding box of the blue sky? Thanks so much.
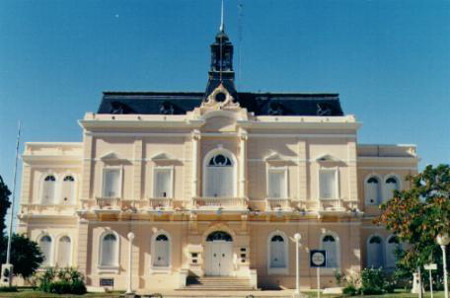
[1,0,449,230]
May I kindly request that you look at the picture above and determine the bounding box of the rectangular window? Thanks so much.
[268,168,287,198]
[153,167,173,198]
[319,169,337,199]
[103,169,121,198]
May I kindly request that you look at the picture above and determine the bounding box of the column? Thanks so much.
[239,129,248,198]
[191,130,201,198]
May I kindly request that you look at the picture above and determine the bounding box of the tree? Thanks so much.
[0,174,43,278]
[0,175,12,234]
[375,164,450,278]
[0,234,43,279]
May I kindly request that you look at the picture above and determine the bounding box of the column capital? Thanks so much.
[239,129,248,141]
[191,129,201,141]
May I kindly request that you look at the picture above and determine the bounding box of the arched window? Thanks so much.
[269,235,287,269]
[385,235,400,269]
[57,236,71,267]
[365,176,381,205]
[152,233,170,268]
[100,233,118,267]
[367,235,384,269]
[61,175,75,204]
[204,152,235,197]
[321,234,339,268]
[384,176,400,201]
[42,175,56,204]
[39,235,52,266]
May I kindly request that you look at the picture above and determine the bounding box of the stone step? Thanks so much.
[183,276,256,291]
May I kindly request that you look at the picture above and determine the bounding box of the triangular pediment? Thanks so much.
[151,152,177,161]
[316,154,341,162]
[100,152,124,161]
[264,152,288,163]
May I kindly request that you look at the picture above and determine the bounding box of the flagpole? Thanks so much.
[3,121,21,287]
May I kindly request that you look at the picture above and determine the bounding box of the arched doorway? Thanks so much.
[204,231,233,276]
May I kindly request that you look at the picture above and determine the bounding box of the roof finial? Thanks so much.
[219,0,225,32]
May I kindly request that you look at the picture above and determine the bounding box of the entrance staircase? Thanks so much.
[182,276,256,291]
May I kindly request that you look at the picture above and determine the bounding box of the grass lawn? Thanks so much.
[0,288,446,297]
[304,289,446,298]
[0,289,122,297]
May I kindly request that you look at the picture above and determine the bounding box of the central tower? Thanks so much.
[205,1,238,100]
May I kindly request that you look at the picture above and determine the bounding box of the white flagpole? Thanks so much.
[3,121,21,286]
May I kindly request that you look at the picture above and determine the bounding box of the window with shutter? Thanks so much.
[385,236,400,269]
[153,234,170,268]
[367,236,384,269]
[42,175,56,204]
[153,168,173,198]
[319,170,337,199]
[103,169,121,198]
[39,235,53,266]
[365,176,381,205]
[100,233,118,267]
[270,235,286,268]
[268,169,287,198]
[384,176,399,201]
[322,234,339,268]
[57,236,71,267]
[61,175,75,204]
[205,153,234,197]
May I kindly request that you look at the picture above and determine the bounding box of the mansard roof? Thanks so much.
[97,91,344,116]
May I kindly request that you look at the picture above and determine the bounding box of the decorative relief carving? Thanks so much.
[201,84,240,111]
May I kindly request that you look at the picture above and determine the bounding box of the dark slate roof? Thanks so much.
[97,91,344,116]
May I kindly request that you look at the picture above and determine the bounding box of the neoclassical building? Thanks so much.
[17,23,418,291]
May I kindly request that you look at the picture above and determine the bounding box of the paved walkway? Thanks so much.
[136,289,301,298]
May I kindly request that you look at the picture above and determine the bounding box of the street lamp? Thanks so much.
[436,233,449,298]
[293,233,302,296]
[126,232,135,295]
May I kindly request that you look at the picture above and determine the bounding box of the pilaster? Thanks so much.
[132,138,143,200]
[76,218,89,275]
[347,140,358,202]
[81,134,94,200]
[297,139,307,201]
[19,164,31,205]
[191,130,201,198]
[239,129,248,198]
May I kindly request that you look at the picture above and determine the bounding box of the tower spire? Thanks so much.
[220,0,224,32]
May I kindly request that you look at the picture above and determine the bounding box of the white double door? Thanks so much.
[205,240,233,276]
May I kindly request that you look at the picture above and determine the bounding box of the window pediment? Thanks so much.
[264,152,290,164]
[151,152,178,162]
[316,154,342,163]
[100,152,127,162]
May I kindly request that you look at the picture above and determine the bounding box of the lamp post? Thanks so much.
[293,233,302,296]
[436,233,449,298]
[126,232,135,295]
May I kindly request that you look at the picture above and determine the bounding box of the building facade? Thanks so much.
[17,26,418,291]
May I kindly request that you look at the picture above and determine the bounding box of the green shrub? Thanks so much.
[342,284,359,296]
[37,267,86,295]
[70,279,87,295]
[0,286,18,292]
[48,280,71,294]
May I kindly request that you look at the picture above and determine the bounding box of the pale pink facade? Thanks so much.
[17,89,418,291]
